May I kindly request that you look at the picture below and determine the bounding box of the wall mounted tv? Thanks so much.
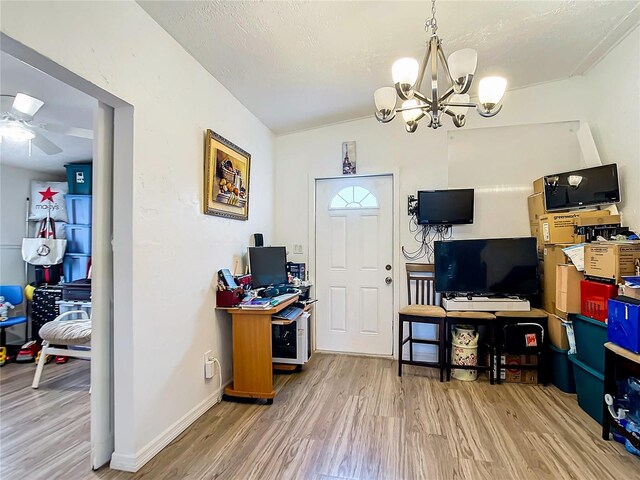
[417,189,474,225]
[543,164,620,212]
[434,237,539,296]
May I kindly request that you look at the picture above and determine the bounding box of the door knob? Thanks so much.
[385,277,392,285]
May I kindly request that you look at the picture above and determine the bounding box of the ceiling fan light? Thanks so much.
[448,48,477,80]
[0,123,36,142]
[392,58,420,87]
[448,94,470,117]
[478,76,507,107]
[12,93,44,117]
[374,87,397,112]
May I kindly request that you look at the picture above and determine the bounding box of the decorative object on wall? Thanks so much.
[373,0,507,132]
[342,141,356,175]
[29,181,69,222]
[204,129,251,220]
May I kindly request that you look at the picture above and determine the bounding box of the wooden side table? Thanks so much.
[218,296,299,404]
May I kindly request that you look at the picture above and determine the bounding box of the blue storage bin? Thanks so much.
[63,254,91,282]
[569,354,604,425]
[64,224,92,254]
[65,195,92,225]
[608,299,640,354]
[549,344,576,394]
[65,163,92,195]
[572,314,607,374]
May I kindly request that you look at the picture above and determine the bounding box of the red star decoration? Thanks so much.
[39,187,59,203]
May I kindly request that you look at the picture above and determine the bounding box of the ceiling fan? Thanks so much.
[0,93,93,155]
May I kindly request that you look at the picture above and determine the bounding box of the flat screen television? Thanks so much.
[434,237,539,296]
[248,246,288,288]
[417,189,474,225]
[543,164,620,211]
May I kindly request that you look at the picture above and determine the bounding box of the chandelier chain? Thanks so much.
[425,0,438,35]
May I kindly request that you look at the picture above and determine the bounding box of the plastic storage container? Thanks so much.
[56,300,92,319]
[580,280,617,323]
[549,344,576,393]
[572,314,607,374]
[65,163,92,195]
[63,253,91,282]
[608,298,640,353]
[569,354,604,425]
[64,224,92,254]
[65,195,92,225]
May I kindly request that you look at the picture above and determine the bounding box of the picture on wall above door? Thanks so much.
[204,129,251,220]
[342,141,356,175]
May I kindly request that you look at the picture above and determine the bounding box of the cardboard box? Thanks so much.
[533,177,544,194]
[555,264,584,315]
[527,193,546,224]
[547,312,570,350]
[584,242,640,284]
[542,245,571,312]
[487,354,538,384]
[620,284,640,301]
[575,214,621,227]
[539,210,609,245]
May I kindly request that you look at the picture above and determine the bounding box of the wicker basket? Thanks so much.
[216,192,246,208]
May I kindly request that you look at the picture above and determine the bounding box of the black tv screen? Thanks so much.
[417,189,474,225]
[434,237,539,295]
[248,246,288,288]
[544,164,620,211]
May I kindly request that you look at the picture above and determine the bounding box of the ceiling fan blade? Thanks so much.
[41,122,93,140]
[31,132,63,155]
[12,93,44,119]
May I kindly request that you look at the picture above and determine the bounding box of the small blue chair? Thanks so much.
[0,285,29,348]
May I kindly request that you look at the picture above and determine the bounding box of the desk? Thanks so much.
[219,295,299,404]
[602,342,640,450]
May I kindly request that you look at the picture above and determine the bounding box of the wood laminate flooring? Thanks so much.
[1,354,638,479]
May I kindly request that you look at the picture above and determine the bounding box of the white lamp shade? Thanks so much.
[478,76,507,105]
[401,100,422,123]
[447,48,477,79]
[448,94,470,116]
[374,87,397,112]
[12,93,44,117]
[392,57,419,85]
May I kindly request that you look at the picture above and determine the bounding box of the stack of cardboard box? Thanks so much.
[527,177,623,348]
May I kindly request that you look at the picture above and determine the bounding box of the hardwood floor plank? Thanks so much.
[2,353,639,480]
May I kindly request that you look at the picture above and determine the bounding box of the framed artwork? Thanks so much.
[204,129,251,220]
[342,141,356,175]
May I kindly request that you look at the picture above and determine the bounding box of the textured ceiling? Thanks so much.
[0,52,95,173]
[139,0,640,134]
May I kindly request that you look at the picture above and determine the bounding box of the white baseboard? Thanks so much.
[110,379,231,473]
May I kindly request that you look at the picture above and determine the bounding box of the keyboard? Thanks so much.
[271,292,298,304]
[273,306,303,321]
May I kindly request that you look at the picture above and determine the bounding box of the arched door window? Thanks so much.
[329,186,378,209]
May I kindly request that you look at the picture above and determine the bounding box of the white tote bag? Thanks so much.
[22,218,67,266]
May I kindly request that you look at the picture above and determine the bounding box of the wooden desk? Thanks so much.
[602,342,640,450]
[219,296,299,404]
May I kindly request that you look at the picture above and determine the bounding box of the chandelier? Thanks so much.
[374,0,507,132]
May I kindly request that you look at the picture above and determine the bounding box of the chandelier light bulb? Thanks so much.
[448,48,478,80]
[448,94,471,117]
[401,100,422,123]
[392,58,420,87]
[374,87,397,112]
[478,76,507,107]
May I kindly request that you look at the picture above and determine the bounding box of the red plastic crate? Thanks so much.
[580,280,618,323]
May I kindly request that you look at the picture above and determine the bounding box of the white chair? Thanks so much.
[32,310,91,389]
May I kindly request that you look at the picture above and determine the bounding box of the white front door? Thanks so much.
[315,175,394,355]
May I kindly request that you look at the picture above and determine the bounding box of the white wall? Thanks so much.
[1,0,275,469]
[582,26,640,233]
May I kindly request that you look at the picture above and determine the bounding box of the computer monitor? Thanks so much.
[248,246,288,288]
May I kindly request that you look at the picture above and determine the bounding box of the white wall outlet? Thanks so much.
[204,350,213,379]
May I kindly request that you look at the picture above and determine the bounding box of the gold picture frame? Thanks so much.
[204,129,251,220]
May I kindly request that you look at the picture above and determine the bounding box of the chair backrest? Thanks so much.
[0,285,24,306]
[406,263,437,306]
